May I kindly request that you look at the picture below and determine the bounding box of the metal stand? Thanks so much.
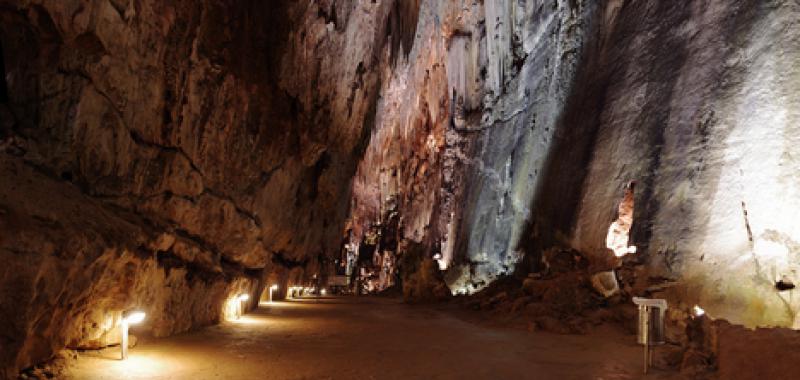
[120,320,129,360]
[642,305,649,374]
[633,297,667,375]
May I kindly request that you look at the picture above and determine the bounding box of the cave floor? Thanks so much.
[65,296,678,379]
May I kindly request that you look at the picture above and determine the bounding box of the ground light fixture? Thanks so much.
[237,294,250,319]
[269,284,278,303]
[120,310,146,360]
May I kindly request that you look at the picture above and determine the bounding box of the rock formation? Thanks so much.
[2,0,800,377]
[349,0,800,331]
[0,0,393,375]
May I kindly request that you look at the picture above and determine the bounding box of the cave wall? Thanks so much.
[0,157,260,377]
[350,0,598,292]
[0,0,398,376]
[2,0,800,376]
[0,0,388,270]
[348,0,800,328]
[568,0,800,328]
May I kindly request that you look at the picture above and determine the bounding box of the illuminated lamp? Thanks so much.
[269,284,278,303]
[121,310,146,360]
[237,293,250,319]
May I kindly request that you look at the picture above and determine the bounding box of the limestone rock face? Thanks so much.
[2,0,800,376]
[0,0,395,376]
[348,0,800,329]
[1,0,389,269]
[0,157,259,376]
[350,0,598,294]
[557,0,800,329]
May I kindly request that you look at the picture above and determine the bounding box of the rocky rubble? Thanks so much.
[459,243,800,377]
[654,312,800,379]
[458,248,611,335]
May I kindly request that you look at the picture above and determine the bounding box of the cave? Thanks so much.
[1,1,800,379]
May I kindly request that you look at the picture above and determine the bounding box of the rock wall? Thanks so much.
[567,0,800,328]
[0,0,397,376]
[350,0,598,293]
[0,156,260,377]
[348,0,800,329]
[2,0,800,376]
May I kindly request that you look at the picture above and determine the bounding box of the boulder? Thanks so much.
[590,270,620,298]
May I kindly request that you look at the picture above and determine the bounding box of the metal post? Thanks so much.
[643,305,649,374]
[120,320,129,360]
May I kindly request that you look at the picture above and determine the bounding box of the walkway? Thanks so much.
[65,296,674,379]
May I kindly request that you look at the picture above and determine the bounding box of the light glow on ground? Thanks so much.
[64,296,666,379]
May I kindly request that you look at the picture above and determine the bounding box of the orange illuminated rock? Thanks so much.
[605,181,636,258]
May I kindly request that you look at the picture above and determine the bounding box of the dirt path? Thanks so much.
[65,296,677,379]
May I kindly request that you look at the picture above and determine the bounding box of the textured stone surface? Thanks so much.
[349,0,800,330]
[349,0,598,294]
[0,156,258,377]
[3,0,800,377]
[0,0,394,376]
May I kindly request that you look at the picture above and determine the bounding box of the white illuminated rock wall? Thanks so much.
[352,0,800,327]
[571,0,800,328]
[449,0,596,292]
[350,0,597,293]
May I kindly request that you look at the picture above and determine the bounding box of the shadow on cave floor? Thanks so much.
[64,296,679,379]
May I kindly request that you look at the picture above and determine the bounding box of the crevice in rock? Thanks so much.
[387,0,421,66]
[346,61,366,118]
[57,67,207,182]
[309,152,331,201]
[317,1,338,28]
[202,188,262,227]
[125,129,203,177]
[271,251,308,269]
[0,38,7,103]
